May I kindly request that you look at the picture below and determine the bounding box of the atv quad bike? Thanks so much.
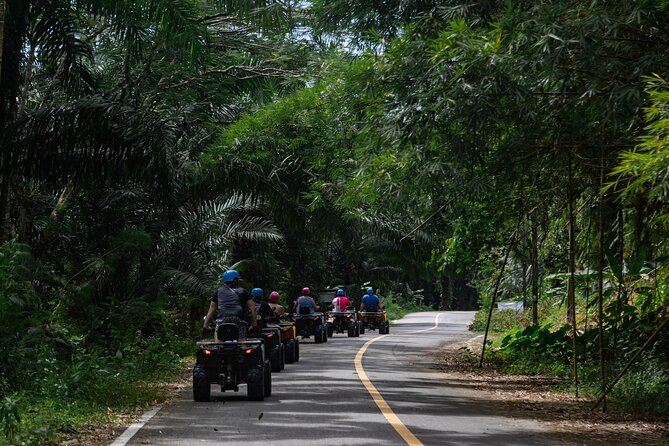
[359,310,389,334]
[193,323,271,402]
[326,310,362,338]
[248,326,284,373]
[275,322,299,363]
[292,307,328,343]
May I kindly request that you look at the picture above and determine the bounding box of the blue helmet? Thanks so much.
[337,289,344,296]
[366,287,374,295]
[222,269,240,283]
[251,287,263,298]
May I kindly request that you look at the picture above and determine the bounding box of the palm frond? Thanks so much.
[8,96,180,193]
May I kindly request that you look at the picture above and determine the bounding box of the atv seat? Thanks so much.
[217,323,239,341]
[298,306,312,315]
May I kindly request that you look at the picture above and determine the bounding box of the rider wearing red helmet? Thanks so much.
[294,287,318,315]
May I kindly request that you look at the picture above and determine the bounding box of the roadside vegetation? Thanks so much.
[1,1,668,444]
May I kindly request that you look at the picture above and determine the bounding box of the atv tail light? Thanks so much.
[244,348,254,355]
[263,333,274,340]
[203,349,212,356]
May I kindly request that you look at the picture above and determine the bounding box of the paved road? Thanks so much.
[119,311,560,446]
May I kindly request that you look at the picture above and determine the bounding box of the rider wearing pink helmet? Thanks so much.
[268,291,286,318]
[294,287,318,314]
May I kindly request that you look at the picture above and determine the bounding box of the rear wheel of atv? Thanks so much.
[270,346,282,372]
[379,321,388,334]
[284,340,295,364]
[193,365,210,402]
[359,322,365,335]
[280,343,285,370]
[247,366,265,401]
[294,338,300,362]
[347,323,355,337]
[355,321,361,337]
[263,359,272,397]
[327,322,334,338]
[314,325,324,343]
[323,325,328,342]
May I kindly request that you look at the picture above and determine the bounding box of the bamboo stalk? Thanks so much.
[568,151,579,397]
[597,154,607,412]
[479,221,520,368]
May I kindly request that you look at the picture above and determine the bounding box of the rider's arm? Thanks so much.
[247,299,258,328]
[203,301,217,328]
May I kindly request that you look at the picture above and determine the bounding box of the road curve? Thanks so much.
[117,311,560,446]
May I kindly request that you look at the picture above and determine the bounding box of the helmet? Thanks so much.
[222,269,240,283]
[269,291,280,303]
[366,287,374,295]
[302,287,311,296]
[251,287,263,298]
[336,289,344,296]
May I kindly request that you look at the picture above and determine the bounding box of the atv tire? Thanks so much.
[327,322,334,338]
[280,343,285,370]
[247,366,265,401]
[270,346,282,373]
[315,325,324,343]
[284,340,295,364]
[359,322,365,335]
[294,338,300,362]
[263,359,272,397]
[193,365,210,402]
[347,323,356,337]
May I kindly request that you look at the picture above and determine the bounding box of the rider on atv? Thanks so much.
[203,270,258,340]
[252,287,275,328]
[268,291,286,321]
[294,287,318,315]
[360,287,383,312]
[331,289,351,312]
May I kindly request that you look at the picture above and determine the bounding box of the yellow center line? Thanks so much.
[355,313,446,446]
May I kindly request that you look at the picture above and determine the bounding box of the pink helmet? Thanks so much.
[302,287,311,296]
[269,291,280,303]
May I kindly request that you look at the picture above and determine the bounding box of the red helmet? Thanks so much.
[302,287,311,296]
[269,291,280,303]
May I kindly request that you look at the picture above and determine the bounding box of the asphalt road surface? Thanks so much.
[117,311,561,446]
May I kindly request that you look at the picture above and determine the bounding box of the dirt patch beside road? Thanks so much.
[432,337,669,445]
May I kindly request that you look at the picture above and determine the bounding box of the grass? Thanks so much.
[1,338,191,445]
[383,292,433,321]
[471,300,669,418]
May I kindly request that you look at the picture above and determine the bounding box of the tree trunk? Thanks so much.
[439,271,451,311]
[0,1,29,241]
[531,218,539,324]
[521,219,529,309]
[567,150,578,396]
[597,155,607,412]
[612,206,624,362]
[567,153,576,326]
[0,0,6,82]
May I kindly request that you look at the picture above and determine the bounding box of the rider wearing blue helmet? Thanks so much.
[331,288,351,312]
[203,269,258,340]
[252,287,276,326]
[360,287,382,312]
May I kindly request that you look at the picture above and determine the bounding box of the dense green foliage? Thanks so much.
[1,0,669,441]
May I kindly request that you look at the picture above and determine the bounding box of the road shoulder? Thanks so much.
[431,338,669,446]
